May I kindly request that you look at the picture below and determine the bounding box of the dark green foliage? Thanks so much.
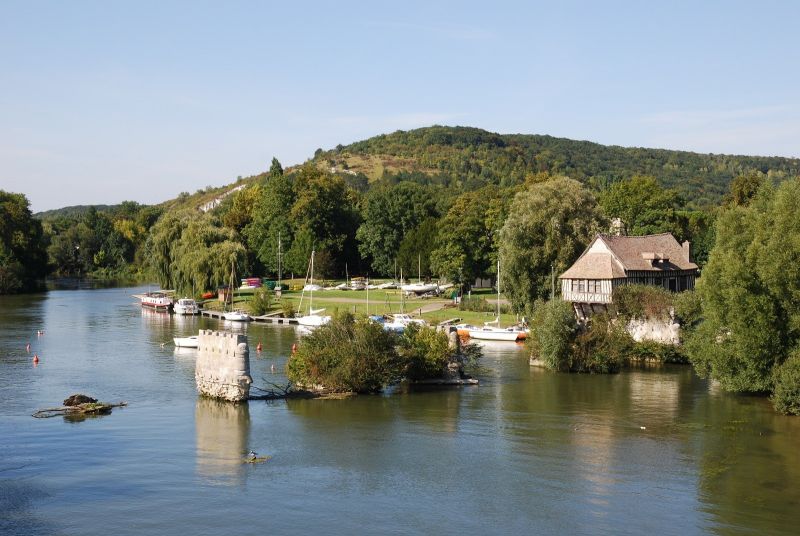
[245,161,296,275]
[0,191,48,293]
[286,312,403,393]
[356,182,439,276]
[772,352,800,415]
[396,217,439,280]
[431,185,508,288]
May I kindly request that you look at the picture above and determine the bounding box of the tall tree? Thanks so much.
[499,177,605,314]
[356,182,439,275]
[598,176,679,235]
[430,185,505,288]
[0,190,47,293]
[245,161,295,275]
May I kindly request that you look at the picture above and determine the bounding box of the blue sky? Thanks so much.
[2,1,799,211]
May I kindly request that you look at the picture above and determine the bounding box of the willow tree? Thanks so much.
[146,210,247,294]
[499,177,605,315]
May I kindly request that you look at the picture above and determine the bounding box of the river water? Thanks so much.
[1,285,799,535]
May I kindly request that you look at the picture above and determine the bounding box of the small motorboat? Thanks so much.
[173,335,199,348]
[173,298,200,315]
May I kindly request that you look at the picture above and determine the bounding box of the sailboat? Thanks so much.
[400,254,439,295]
[466,260,526,342]
[297,249,331,327]
[223,260,251,321]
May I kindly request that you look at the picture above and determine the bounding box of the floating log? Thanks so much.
[32,401,127,419]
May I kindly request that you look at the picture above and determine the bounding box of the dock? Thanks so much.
[200,309,299,324]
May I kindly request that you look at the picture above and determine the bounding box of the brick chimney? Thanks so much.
[682,240,691,262]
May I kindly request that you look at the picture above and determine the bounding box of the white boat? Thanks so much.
[296,249,331,328]
[467,323,527,342]
[173,335,199,348]
[173,297,199,315]
[465,260,526,342]
[400,282,439,295]
[383,313,427,332]
[136,291,173,311]
[223,310,251,322]
[377,282,397,289]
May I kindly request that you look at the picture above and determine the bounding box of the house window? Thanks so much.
[572,280,579,293]
[578,280,586,292]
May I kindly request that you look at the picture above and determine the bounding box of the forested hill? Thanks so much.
[313,126,800,206]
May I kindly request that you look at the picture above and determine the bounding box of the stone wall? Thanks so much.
[195,330,252,402]
[625,315,681,345]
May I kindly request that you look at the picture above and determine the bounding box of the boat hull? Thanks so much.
[467,328,526,342]
[173,336,199,348]
[297,314,331,327]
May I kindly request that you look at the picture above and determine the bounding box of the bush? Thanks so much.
[286,312,403,393]
[280,301,297,318]
[459,296,510,314]
[248,287,272,315]
[399,324,452,381]
[613,284,674,321]
[772,352,800,415]
[571,314,627,373]
[627,339,688,364]
[530,300,577,371]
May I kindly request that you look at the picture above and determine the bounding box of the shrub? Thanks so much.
[571,314,627,373]
[280,301,297,318]
[286,312,403,393]
[248,287,272,315]
[613,284,674,321]
[530,300,577,371]
[399,324,452,381]
[772,351,800,415]
[628,339,688,364]
[459,296,510,314]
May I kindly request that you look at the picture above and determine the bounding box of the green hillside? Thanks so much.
[314,126,800,207]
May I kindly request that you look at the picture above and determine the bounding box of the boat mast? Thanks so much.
[497,259,501,321]
[310,249,314,314]
[277,231,282,288]
[418,254,421,283]
[400,267,405,313]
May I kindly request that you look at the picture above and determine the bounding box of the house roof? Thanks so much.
[559,233,698,279]
[560,253,625,279]
[601,233,697,272]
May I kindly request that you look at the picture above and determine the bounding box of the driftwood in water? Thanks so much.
[248,380,354,401]
[32,401,127,419]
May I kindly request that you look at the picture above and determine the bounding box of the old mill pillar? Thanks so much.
[195,330,252,402]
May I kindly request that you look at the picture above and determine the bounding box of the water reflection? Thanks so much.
[195,398,251,486]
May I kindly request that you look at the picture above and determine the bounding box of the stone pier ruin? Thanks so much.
[195,330,252,402]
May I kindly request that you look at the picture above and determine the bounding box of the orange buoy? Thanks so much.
[256,342,263,352]
[291,343,297,354]
[32,354,39,364]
